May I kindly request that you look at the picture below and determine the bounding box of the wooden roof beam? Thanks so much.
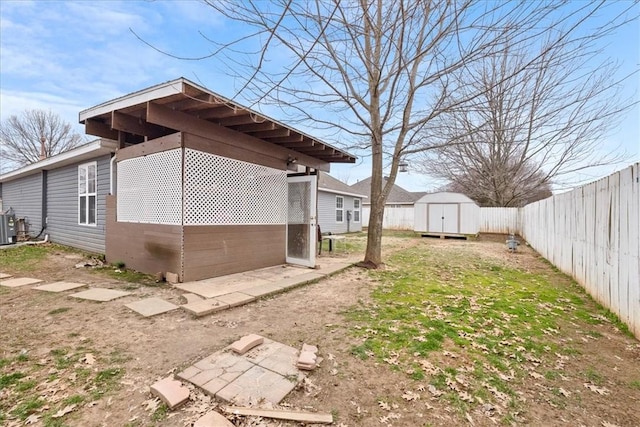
[231,122,276,132]
[197,105,244,120]
[216,114,266,127]
[112,111,169,139]
[85,118,118,140]
[248,129,291,139]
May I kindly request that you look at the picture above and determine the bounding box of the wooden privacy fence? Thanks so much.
[479,207,520,234]
[482,164,639,338]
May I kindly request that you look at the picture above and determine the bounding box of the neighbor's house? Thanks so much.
[349,176,425,230]
[317,173,366,234]
[1,78,356,282]
[0,139,117,253]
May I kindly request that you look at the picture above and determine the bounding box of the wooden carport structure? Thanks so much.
[79,78,355,282]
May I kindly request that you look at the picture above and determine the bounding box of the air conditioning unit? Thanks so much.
[0,213,17,245]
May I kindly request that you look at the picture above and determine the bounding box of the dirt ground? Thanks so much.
[1,235,638,427]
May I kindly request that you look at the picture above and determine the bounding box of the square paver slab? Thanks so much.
[0,277,43,288]
[0,273,13,279]
[34,282,87,292]
[215,292,256,308]
[215,365,297,405]
[125,297,179,317]
[70,288,131,302]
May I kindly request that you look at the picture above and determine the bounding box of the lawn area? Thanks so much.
[343,240,638,425]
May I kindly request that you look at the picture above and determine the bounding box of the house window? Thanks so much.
[336,196,344,223]
[353,199,361,222]
[79,162,97,226]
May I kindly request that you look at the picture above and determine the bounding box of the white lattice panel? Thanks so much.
[184,149,287,225]
[117,149,183,224]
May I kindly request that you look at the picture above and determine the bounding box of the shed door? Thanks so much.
[442,204,458,233]
[427,204,459,233]
[286,175,317,268]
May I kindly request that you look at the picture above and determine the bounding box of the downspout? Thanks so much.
[110,154,116,195]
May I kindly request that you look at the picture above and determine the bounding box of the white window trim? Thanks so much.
[353,198,361,223]
[78,161,97,227]
[335,195,344,223]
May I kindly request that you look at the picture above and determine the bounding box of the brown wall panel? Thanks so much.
[105,196,183,280]
[117,132,183,161]
[183,224,286,281]
[184,132,285,170]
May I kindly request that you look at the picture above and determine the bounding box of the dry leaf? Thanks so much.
[24,414,40,424]
[52,404,76,418]
[402,390,420,401]
[378,400,391,411]
[558,388,571,397]
[601,421,620,427]
[584,383,610,395]
[81,353,95,365]
[529,372,544,380]
[466,412,475,425]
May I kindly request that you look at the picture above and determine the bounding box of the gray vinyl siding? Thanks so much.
[1,173,43,237]
[317,191,362,234]
[46,155,111,253]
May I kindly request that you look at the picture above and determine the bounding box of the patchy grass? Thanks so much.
[90,266,158,286]
[345,244,628,419]
[0,346,125,426]
[0,245,50,274]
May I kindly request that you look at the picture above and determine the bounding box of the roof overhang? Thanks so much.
[318,188,368,199]
[0,139,117,183]
[79,78,356,168]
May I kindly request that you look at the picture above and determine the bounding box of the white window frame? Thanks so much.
[78,162,97,226]
[353,198,361,223]
[335,196,344,223]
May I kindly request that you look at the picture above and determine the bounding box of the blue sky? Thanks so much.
[1,0,638,191]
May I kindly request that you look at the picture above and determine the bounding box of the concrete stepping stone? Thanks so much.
[125,297,178,317]
[0,277,43,288]
[34,282,86,292]
[150,377,190,409]
[181,293,204,305]
[70,288,131,302]
[215,292,256,308]
[216,365,297,405]
[0,273,13,279]
[241,282,284,298]
[230,334,264,355]
[194,411,234,427]
[181,298,229,317]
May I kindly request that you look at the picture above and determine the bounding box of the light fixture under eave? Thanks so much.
[287,155,298,166]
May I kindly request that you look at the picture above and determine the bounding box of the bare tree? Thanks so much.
[0,109,85,169]
[442,159,553,207]
[419,4,638,205]
[152,0,636,267]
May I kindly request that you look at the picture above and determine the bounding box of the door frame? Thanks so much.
[285,174,317,268]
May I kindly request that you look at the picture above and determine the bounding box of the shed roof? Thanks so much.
[317,173,367,198]
[79,78,356,169]
[0,139,117,183]
[349,176,420,204]
[415,191,478,205]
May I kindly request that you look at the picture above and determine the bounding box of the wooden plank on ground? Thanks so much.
[223,406,333,424]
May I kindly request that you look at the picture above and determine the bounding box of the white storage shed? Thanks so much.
[414,192,480,237]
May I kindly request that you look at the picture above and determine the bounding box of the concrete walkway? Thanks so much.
[174,256,358,316]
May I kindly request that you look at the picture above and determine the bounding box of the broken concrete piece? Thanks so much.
[165,272,179,284]
[194,411,235,427]
[181,293,205,305]
[301,343,318,353]
[230,334,264,355]
[224,406,333,424]
[150,377,189,409]
[181,299,229,317]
